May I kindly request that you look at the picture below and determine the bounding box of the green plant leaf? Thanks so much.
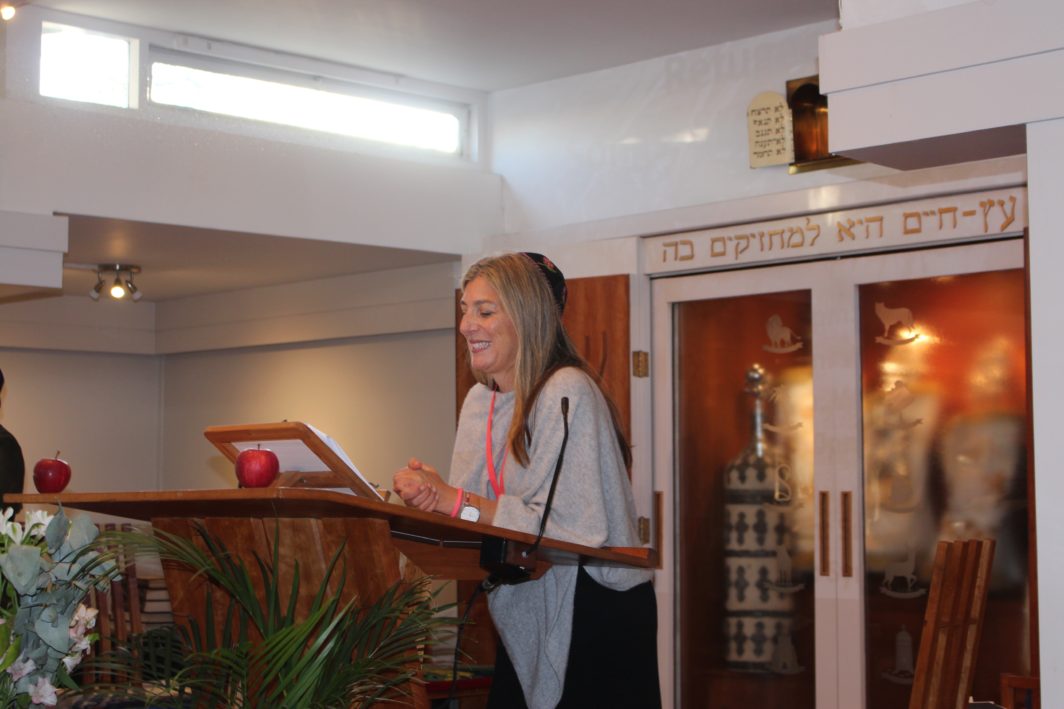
[57,515,99,559]
[44,508,70,555]
[0,545,42,596]
[81,524,456,707]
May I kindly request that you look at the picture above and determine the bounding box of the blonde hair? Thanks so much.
[461,253,630,468]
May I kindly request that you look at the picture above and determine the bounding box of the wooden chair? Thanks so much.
[1000,674,1040,709]
[909,538,996,709]
[84,523,144,685]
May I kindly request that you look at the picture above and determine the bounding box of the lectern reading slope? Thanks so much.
[203,421,382,497]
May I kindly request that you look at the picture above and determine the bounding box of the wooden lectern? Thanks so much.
[6,422,656,707]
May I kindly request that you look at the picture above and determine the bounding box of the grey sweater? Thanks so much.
[449,367,652,709]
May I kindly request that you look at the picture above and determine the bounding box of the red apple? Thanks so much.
[33,451,72,493]
[235,447,279,488]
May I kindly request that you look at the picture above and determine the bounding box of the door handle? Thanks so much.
[841,491,854,578]
[819,491,830,576]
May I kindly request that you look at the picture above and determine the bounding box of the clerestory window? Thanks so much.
[36,19,470,158]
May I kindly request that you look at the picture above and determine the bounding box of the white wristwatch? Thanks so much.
[459,491,481,522]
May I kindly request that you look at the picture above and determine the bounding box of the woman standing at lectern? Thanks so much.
[393,252,659,709]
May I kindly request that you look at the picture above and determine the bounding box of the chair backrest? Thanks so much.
[909,538,996,709]
[85,523,144,684]
[1000,674,1040,709]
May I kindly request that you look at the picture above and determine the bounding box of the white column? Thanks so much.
[1027,117,1064,704]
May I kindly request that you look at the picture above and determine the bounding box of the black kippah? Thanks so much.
[522,252,567,314]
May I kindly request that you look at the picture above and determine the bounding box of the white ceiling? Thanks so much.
[15,0,839,303]
[32,0,838,91]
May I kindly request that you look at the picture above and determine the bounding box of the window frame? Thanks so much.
[10,5,483,165]
[145,47,470,157]
[39,20,140,110]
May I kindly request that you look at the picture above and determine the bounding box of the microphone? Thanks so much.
[479,396,570,590]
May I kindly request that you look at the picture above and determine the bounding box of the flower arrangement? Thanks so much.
[0,507,114,707]
[0,511,453,707]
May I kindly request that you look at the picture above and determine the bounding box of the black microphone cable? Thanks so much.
[447,580,487,707]
[524,396,568,559]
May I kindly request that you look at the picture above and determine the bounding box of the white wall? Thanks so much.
[820,0,1063,168]
[839,0,976,28]
[489,20,898,236]
[0,98,501,257]
[159,329,455,492]
[0,263,460,496]
[155,262,458,354]
[0,296,157,354]
[0,7,503,260]
[0,348,161,493]
[0,261,457,356]
[0,325,456,498]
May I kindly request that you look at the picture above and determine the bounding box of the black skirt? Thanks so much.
[487,566,661,708]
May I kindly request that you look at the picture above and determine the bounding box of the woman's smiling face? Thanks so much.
[459,276,519,392]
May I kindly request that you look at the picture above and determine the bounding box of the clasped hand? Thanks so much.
[393,457,455,514]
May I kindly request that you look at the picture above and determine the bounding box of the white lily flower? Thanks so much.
[7,656,36,680]
[23,510,54,539]
[4,520,25,546]
[29,675,58,706]
[62,652,82,673]
[70,604,99,639]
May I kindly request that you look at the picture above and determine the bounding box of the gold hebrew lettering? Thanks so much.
[767,229,785,250]
[864,215,884,239]
[979,200,994,233]
[998,195,1017,231]
[734,234,752,260]
[903,212,923,235]
[837,219,857,242]
[937,207,958,230]
[807,218,822,246]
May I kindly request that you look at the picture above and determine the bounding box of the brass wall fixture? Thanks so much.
[786,75,859,174]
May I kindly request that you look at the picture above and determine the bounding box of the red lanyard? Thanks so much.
[486,389,507,497]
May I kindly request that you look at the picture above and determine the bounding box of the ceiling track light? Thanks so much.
[125,277,142,302]
[89,273,104,301]
[89,264,144,302]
